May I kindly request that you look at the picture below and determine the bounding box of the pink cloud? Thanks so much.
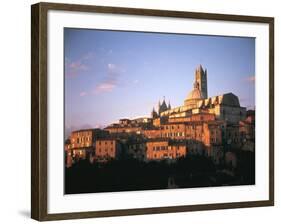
[93,63,124,94]
[94,83,116,93]
[69,62,88,71]
[65,52,93,77]
[245,75,255,83]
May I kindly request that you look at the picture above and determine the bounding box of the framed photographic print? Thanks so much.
[31,2,274,221]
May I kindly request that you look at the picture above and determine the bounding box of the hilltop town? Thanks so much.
[65,65,255,170]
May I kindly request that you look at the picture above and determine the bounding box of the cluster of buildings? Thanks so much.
[65,65,255,168]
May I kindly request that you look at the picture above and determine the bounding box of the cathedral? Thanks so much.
[153,65,246,123]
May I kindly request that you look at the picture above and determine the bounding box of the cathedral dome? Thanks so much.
[186,81,203,100]
[187,88,203,100]
[184,81,203,109]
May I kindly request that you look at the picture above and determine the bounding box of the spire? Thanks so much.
[168,101,171,110]
[162,98,168,111]
[151,107,158,118]
[158,100,161,114]
[158,97,168,114]
[162,96,167,108]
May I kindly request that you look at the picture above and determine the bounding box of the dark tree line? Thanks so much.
[65,152,255,194]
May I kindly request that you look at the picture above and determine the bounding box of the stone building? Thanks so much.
[65,128,109,166]
[159,119,223,156]
[126,136,147,161]
[239,110,255,142]
[142,128,162,139]
[105,117,153,134]
[69,128,109,149]
[95,138,122,160]
[146,139,186,160]
[239,110,255,152]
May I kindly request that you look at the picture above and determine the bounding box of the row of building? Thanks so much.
[65,65,255,167]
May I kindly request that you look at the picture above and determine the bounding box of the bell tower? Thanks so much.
[195,65,208,99]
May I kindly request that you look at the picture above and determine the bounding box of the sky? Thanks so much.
[64,28,255,136]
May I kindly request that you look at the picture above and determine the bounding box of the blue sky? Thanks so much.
[64,28,255,135]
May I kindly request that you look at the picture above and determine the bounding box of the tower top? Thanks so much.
[196,64,206,75]
[194,65,208,99]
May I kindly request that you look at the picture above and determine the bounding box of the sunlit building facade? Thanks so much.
[65,65,254,166]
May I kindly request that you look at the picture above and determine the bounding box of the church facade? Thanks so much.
[154,65,246,124]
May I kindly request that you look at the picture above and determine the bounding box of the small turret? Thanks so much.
[151,107,158,118]
[158,97,169,115]
[168,101,171,110]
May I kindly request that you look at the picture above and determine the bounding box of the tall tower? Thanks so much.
[195,65,208,99]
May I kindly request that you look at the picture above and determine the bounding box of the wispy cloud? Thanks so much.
[65,52,94,77]
[69,61,88,70]
[95,83,116,93]
[245,75,255,83]
[93,63,123,94]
